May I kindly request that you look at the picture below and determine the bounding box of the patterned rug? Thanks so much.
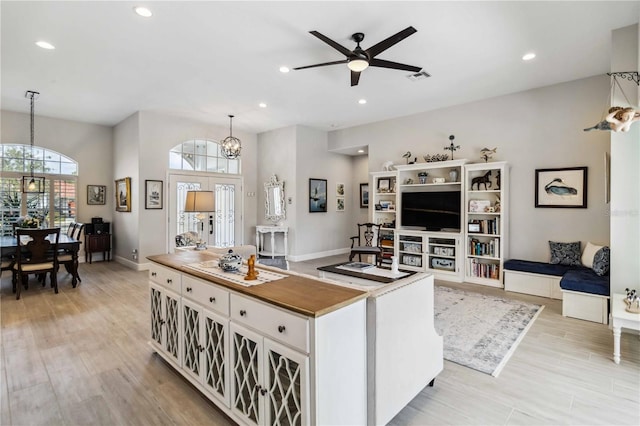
[434,286,544,377]
[257,257,289,270]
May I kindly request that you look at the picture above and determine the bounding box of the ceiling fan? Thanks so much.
[293,26,423,86]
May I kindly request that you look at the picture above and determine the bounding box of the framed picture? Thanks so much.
[336,183,345,196]
[535,167,587,208]
[360,183,369,208]
[115,177,132,212]
[378,178,391,192]
[336,197,345,212]
[87,185,106,205]
[309,178,327,212]
[145,180,163,209]
[468,222,481,233]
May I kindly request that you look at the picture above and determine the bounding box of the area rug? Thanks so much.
[257,257,289,270]
[434,285,544,377]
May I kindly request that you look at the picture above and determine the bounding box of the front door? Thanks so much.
[168,173,242,252]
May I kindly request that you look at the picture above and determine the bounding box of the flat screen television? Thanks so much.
[401,191,461,232]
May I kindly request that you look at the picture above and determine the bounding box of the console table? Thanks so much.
[255,225,288,259]
[612,293,640,364]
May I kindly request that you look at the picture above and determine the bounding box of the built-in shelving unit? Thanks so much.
[464,161,509,287]
[370,171,397,231]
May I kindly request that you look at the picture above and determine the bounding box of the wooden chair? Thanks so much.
[66,222,77,238]
[58,223,84,285]
[12,228,60,300]
[349,223,383,266]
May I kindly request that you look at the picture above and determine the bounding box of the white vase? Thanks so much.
[391,256,399,274]
[449,169,458,182]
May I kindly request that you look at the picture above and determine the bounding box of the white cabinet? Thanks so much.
[230,322,309,426]
[395,230,463,281]
[148,261,367,426]
[464,161,509,287]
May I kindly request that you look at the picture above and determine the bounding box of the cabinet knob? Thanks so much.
[255,385,267,396]
[198,345,204,352]
[209,297,216,303]
[151,272,157,277]
[239,310,246,317]
[186,287,192,293]
[159,319,165,326]
[278,325,286,333]
[167,279,172,284]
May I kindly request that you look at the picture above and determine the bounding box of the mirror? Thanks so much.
[265,175,286,224]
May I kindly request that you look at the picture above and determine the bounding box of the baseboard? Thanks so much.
[288,248,350,262]
[114,256,150,271]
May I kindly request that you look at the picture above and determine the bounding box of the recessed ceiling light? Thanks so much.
[279,66,290,73]
[134,6,153,17]
[259,102,267,108]
[357,149,365,153]
[35,41,55,50]
[522,52,536,61]
[358,99,367,105]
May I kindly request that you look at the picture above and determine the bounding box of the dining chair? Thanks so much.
[349,223,383,266]
[58,223,84,284]
[12,227,60,300]
[66,222,77,238]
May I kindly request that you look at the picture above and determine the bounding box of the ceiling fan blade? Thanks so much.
[365,26,417,58]
[309,31,354,57]
[369,58,422,73]
[351,71,361,87]
[293,59,348,70]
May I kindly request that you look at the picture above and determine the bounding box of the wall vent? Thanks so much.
[406,71,431,82]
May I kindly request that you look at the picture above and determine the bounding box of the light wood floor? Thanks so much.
[1,257,638,426]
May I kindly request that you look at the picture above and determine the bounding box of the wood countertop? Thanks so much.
[147,252,367,318]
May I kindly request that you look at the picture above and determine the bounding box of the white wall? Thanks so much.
[293,126,353,260]
[610,24,640,295]
[257,125,296,253]
[351,155,370,228]
[329,76,611,262]
[1,110,114,224]
[112,112,140,265]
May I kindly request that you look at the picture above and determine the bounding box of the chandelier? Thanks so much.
[22,90,46,193]
[220,114,241,159]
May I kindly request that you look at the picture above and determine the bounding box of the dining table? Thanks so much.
[0,234,82,287]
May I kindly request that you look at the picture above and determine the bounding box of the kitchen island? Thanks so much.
[148,251,442,426]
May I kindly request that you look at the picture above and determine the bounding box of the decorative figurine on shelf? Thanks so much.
[381,161,395,171]
[402,151,412,164]
[624,288,640,313]
[444,135,460,160]
[471,170,492,190]
[244,255,259,281]
[480,147,497,162]
[494,197,501,213]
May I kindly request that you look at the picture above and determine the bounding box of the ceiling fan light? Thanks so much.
[348,58,369,72]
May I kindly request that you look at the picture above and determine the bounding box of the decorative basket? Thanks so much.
[625,299,640,314]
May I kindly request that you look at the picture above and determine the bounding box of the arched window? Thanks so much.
[169,139,240,174]
[0,144,78,235]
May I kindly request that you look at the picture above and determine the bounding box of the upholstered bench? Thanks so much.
[503,259,574,299]
[559,268,610,324]
[504,259,610,324]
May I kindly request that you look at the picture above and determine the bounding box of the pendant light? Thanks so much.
[22,90,45,193]
[220,114,241,159]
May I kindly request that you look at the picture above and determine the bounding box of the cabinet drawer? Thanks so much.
[182,275,230,316]
[230,294,309,353]
[149,263,181,292]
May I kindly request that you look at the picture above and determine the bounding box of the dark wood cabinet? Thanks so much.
[85,233,111,263]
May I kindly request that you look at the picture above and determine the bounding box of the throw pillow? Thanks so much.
[592,246,610,276]
[581,241,603,268]
[549,241,582,266]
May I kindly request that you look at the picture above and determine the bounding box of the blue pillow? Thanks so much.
[549,241,582,266]
[592,246,610,276]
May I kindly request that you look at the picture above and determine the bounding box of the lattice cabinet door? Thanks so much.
[230,323,264,426]
[263,339,309,426]
[149,283,164,350]
[203,309,230,407]
[182,298,203,382]
[163,288,182,365]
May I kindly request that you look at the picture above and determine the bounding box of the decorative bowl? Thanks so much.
[218,250,242,272]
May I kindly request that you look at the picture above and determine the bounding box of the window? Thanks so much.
[0,144,78,235]
[169,139,240,174]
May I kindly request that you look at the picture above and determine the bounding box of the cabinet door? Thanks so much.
[230,323,264,426]
[263,339,309,426]
[203,309,230,407]
[149,283,164,350]
[163,289,181,365]
[182,298,203,381]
